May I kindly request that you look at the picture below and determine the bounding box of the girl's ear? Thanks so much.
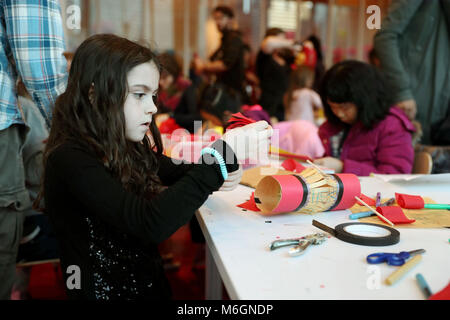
[88,82,95,105]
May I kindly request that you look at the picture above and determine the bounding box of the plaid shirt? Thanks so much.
[0,0,67,130]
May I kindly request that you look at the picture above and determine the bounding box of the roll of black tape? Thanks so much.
[312,220,400,246]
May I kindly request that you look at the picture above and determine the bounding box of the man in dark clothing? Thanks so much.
[193,6,245,100]
[374,0,450,144]
[256,28,294,121]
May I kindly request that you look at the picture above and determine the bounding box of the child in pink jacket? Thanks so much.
[314,60,415,176]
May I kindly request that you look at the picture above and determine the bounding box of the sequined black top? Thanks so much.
[44,141,238,300]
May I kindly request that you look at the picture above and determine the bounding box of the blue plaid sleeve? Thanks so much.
[0,0,68,129]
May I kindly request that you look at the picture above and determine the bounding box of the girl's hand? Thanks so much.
[313,157,343,173]
[222,121,273,162]
[396,99,417,120]
[218,165,243,192]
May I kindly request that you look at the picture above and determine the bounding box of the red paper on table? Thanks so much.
[357,193,376,206]
[395,192,425,209]
[429,282,450,300]
[376,206,416,224]
[226,112,256,131]
[281,158,306,173]
[237,192,260,212]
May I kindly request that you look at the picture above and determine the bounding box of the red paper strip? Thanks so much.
[429,282,450,300]
[237,192,260,212]
[357,194,376,206]
[376,206,415,224]
[281,159,306,173]
[395,192,425,209]
[226,112,256,131]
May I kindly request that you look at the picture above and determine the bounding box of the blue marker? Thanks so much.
[416,273,432,299]
[349,211,374,220]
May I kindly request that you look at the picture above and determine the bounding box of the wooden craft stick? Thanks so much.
[354,196,395,227]
[306,160,327,176]
[385,255,422,286]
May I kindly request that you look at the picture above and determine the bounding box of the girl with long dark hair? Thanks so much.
[36,34,271,300]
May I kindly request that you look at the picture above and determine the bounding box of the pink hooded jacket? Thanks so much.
[319,107,415,176]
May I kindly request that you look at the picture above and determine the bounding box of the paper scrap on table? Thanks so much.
[356,193,376,206]
[237,192,260,212]
[376,206,415,224]
[281,159,306,173]
[429,282,450,300]
[395,192,425,209]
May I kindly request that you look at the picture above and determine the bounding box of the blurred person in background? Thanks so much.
[374,0,450,145]
[256,28,295,122]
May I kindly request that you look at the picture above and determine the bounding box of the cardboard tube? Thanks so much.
[254,175,304,215]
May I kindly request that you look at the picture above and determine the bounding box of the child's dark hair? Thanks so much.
[158,52,182,80]
[284,66,315,112]
[35,34,164,210]
[319,60,391,129]
[265,27,284,38]
[213,5,234,18]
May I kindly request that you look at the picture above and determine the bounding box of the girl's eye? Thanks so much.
[133,93,146,100]
[152,93,158,104]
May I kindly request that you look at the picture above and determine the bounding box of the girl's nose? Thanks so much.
[146,100,158,115]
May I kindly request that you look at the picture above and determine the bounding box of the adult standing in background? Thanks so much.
[374,0,450,144]
[0,0,67,299]
[256,28,295,122]
[193,5,246,100]
[306,35,326,93]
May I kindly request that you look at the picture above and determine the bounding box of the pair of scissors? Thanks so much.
[270,233,328,257]
[366,249,426,266]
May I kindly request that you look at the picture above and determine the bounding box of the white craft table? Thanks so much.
[196,174,450,300]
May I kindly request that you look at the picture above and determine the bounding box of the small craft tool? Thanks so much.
[416,273,432,299]
[375,192,381,207]
[366,249,425,266]
[270,233,327,257]
[385,254,422,286]
[354,196,395,226]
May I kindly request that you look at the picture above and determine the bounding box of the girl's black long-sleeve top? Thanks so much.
[44,139,238,300]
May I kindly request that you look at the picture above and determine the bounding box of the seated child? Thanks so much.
[273,120,324,159]
[284,65,322,124]
[313,60,415,176]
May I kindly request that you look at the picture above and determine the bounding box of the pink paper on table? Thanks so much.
[237,192,260,212]
[281,159,306,173]
[376,206,415,224]
[356,193,376,206]
[395,192,425,209]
